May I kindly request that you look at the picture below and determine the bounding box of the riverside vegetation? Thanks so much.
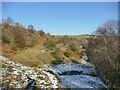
[1,17,120,88]
[2,17,88,66]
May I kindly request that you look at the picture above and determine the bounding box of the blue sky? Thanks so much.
[2,2,118,35]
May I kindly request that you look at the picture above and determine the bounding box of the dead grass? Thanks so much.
[10,45,54,67]
[0,44,2,55]
[2,44,17,57]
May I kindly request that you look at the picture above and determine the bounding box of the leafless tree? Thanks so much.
[27,25,34,30]
[87,20,119,88]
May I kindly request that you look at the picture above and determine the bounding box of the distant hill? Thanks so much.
[1,18,91,67]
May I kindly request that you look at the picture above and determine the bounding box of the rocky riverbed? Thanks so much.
[47,63,109,88]
[0,55,109,89]
[0,55,58,88]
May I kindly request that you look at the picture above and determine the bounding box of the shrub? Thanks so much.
[2,30,14,44]
[44,40,56,49]
[2,31,11,43]
[38,30,45,37]
[69,43,78,52]
[13,29,27,48]
[51,51,59,59]
[86,20,119,88]
[2,17,40,49]
[51,59,64,65]
[64,52,70,58]
[58,35,72,45]
[11,44,17,51]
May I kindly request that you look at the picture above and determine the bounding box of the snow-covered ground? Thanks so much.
[47,62,109,88]
[0,55,58,88]
[0,54,109,89]
[60,75,108,88]
[48,62,97,76]
[82,53,88,61]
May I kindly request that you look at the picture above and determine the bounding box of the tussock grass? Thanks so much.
[10,45,54,67]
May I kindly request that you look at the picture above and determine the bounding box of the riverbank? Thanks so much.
[46,62,109,88]
[0,55,59,88]
[0,55,109,89]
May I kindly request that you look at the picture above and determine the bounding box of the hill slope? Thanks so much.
[1,23,90,67]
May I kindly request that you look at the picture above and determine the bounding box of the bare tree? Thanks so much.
[15,22,21,27]
[3,17,14,26]
[38,30,45,37]
[27,25,34,30]
[87,20,119,88]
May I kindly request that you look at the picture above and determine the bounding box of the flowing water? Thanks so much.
[0,54,109,89]
[47,62,109,89]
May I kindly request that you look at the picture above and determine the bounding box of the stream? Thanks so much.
[47,62,109,89]
[0,54,109,89]
[47,53,109,89]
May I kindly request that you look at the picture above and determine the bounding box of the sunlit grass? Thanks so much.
[10,45,54,67]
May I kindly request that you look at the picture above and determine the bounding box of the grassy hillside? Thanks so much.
[1,19,90,67]
[1,18,119,88]
[10,45,54,67]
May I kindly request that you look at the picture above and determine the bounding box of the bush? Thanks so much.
[2,30,14,44]
[13,29,27,48]
[44,40,56,49]
[38,30,45,37]
[51,59,64,65]
[2,17,40,49]
[51,51,59,59]
[64,52,70,58]
[51,48,62,59]
[69,43,78,52]
[58,35,72,45]
[2,31,11,43]
[86,20,119,88]
[11,44,17,51]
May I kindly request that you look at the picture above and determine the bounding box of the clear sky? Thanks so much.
[2,2,118,35]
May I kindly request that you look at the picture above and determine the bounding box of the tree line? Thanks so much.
[2,17,47,49]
